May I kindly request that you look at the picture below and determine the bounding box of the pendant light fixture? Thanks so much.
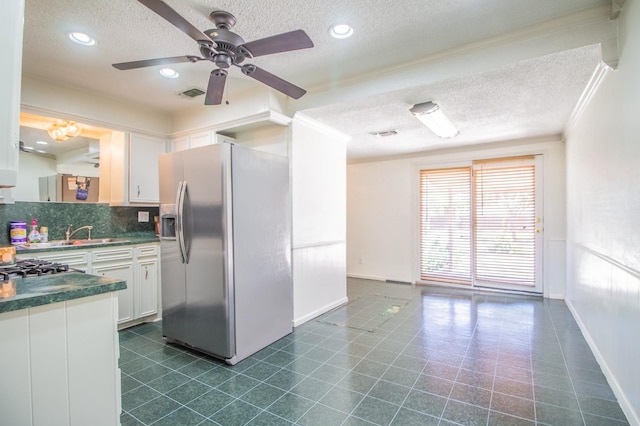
[47,120,82,142]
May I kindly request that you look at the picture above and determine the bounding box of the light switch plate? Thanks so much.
[138,211,150,222]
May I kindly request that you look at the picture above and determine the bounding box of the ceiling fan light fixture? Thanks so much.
[330,24,354,39]
[159,68,180,78]
[68,31,96,46]
[410,101,459,138]
[47,120,82,142]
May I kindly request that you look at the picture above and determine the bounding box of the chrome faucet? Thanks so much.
[65,224,93,241]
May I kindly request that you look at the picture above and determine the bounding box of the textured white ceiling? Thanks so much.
[305,45,603,160]
[21,0,614,160]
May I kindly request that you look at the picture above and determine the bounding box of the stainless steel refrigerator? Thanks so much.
[158,142,292,365]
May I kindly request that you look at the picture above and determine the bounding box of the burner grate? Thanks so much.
[0,259,77,281]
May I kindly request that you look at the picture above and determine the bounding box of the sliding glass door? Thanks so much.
[419,156,543,293]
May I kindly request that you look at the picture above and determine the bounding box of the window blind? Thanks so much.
[419,167,472,284]
[473,157,536,286]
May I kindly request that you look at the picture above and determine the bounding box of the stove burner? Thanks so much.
[0,259,77,281]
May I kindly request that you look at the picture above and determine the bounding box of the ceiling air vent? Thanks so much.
[369,129,398,137]
[181,88,205,98]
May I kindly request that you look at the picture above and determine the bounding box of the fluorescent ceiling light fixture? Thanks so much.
[68,32,96,46]
[159,68,179,78]
[410,101,459,138]
[23,146,34,150]
[36,140,49,145]
[330,24,354,39]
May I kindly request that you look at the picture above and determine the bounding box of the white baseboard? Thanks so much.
[565,299,639,426]
[293,297,348,327]
[346,273,387,282]
[547,293,565,300]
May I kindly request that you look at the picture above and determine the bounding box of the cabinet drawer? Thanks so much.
[135,245,158,258]
[38,251,89,267]
[92,248,133,263]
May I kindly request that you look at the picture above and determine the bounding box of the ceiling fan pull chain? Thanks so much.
[225,77,230,105]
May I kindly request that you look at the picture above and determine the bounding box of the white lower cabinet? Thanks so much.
[0,293,121,426]
[135,245,159,318]
[91,244,159,326]
[36,250,89,272]
[19,242,160,328]
[93,261,135,323]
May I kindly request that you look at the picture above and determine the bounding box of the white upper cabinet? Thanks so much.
[189,130,213,148]
[172,131,235,152]
[129,133,166,203]
[0,0,24,191]
[171,135,190,152]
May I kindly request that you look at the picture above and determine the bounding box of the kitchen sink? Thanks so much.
[19,238,130,249]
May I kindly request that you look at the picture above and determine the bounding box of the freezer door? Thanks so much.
[159,151,189,343]
[181,144,234,358]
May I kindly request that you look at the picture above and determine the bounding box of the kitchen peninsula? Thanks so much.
[0,268,125,426]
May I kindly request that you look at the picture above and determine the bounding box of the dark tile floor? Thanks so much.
[119,278,629,425]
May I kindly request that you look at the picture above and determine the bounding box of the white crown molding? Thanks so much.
[563,62,611,140]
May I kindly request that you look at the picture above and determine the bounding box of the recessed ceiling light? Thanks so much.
[159,68,179,79]
[330,24,354,39]
[68,32,96,46]
[36,140,48,145]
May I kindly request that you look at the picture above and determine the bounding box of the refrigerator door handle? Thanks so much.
[177,180,189,264]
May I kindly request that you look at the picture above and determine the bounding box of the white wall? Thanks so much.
[347,137,566,297]
[290,114,349,325]
[21,77,170,136]
[564,1,640,423]
[14,152,57,201]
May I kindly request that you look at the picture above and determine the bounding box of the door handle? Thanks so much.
[177,181,189,264]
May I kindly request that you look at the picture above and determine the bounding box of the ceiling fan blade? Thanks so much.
[113,56,201,70]
[240,64,306,99]
[240,30,313,58]
[205,69,227,105]
[138,0,212,44]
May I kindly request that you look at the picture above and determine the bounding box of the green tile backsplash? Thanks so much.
[0,202,159,245]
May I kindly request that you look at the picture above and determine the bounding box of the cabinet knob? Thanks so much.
[145,267,148,280]
[137,185,141,197]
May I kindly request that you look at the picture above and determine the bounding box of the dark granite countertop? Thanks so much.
[0,272,126,314]
[11,234,159,254]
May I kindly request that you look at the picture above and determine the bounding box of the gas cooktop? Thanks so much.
[0,259,83,281]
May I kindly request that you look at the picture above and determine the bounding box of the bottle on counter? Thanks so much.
[10,221,27,245]
[39,226,49,243]
[28,219,41,243]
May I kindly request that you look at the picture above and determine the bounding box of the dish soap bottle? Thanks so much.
[28,219,41,243]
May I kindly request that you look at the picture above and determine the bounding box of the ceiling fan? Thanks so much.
[112,0,314,105]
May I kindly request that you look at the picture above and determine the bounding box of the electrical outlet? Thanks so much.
[138,211,150,222]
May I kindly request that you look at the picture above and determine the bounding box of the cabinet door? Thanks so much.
[172,135,189,152]
[129,133,166,203]
[136,258,158,318]
[189,131,212,148]
[0,0,23,188]
[93,262,134,324]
